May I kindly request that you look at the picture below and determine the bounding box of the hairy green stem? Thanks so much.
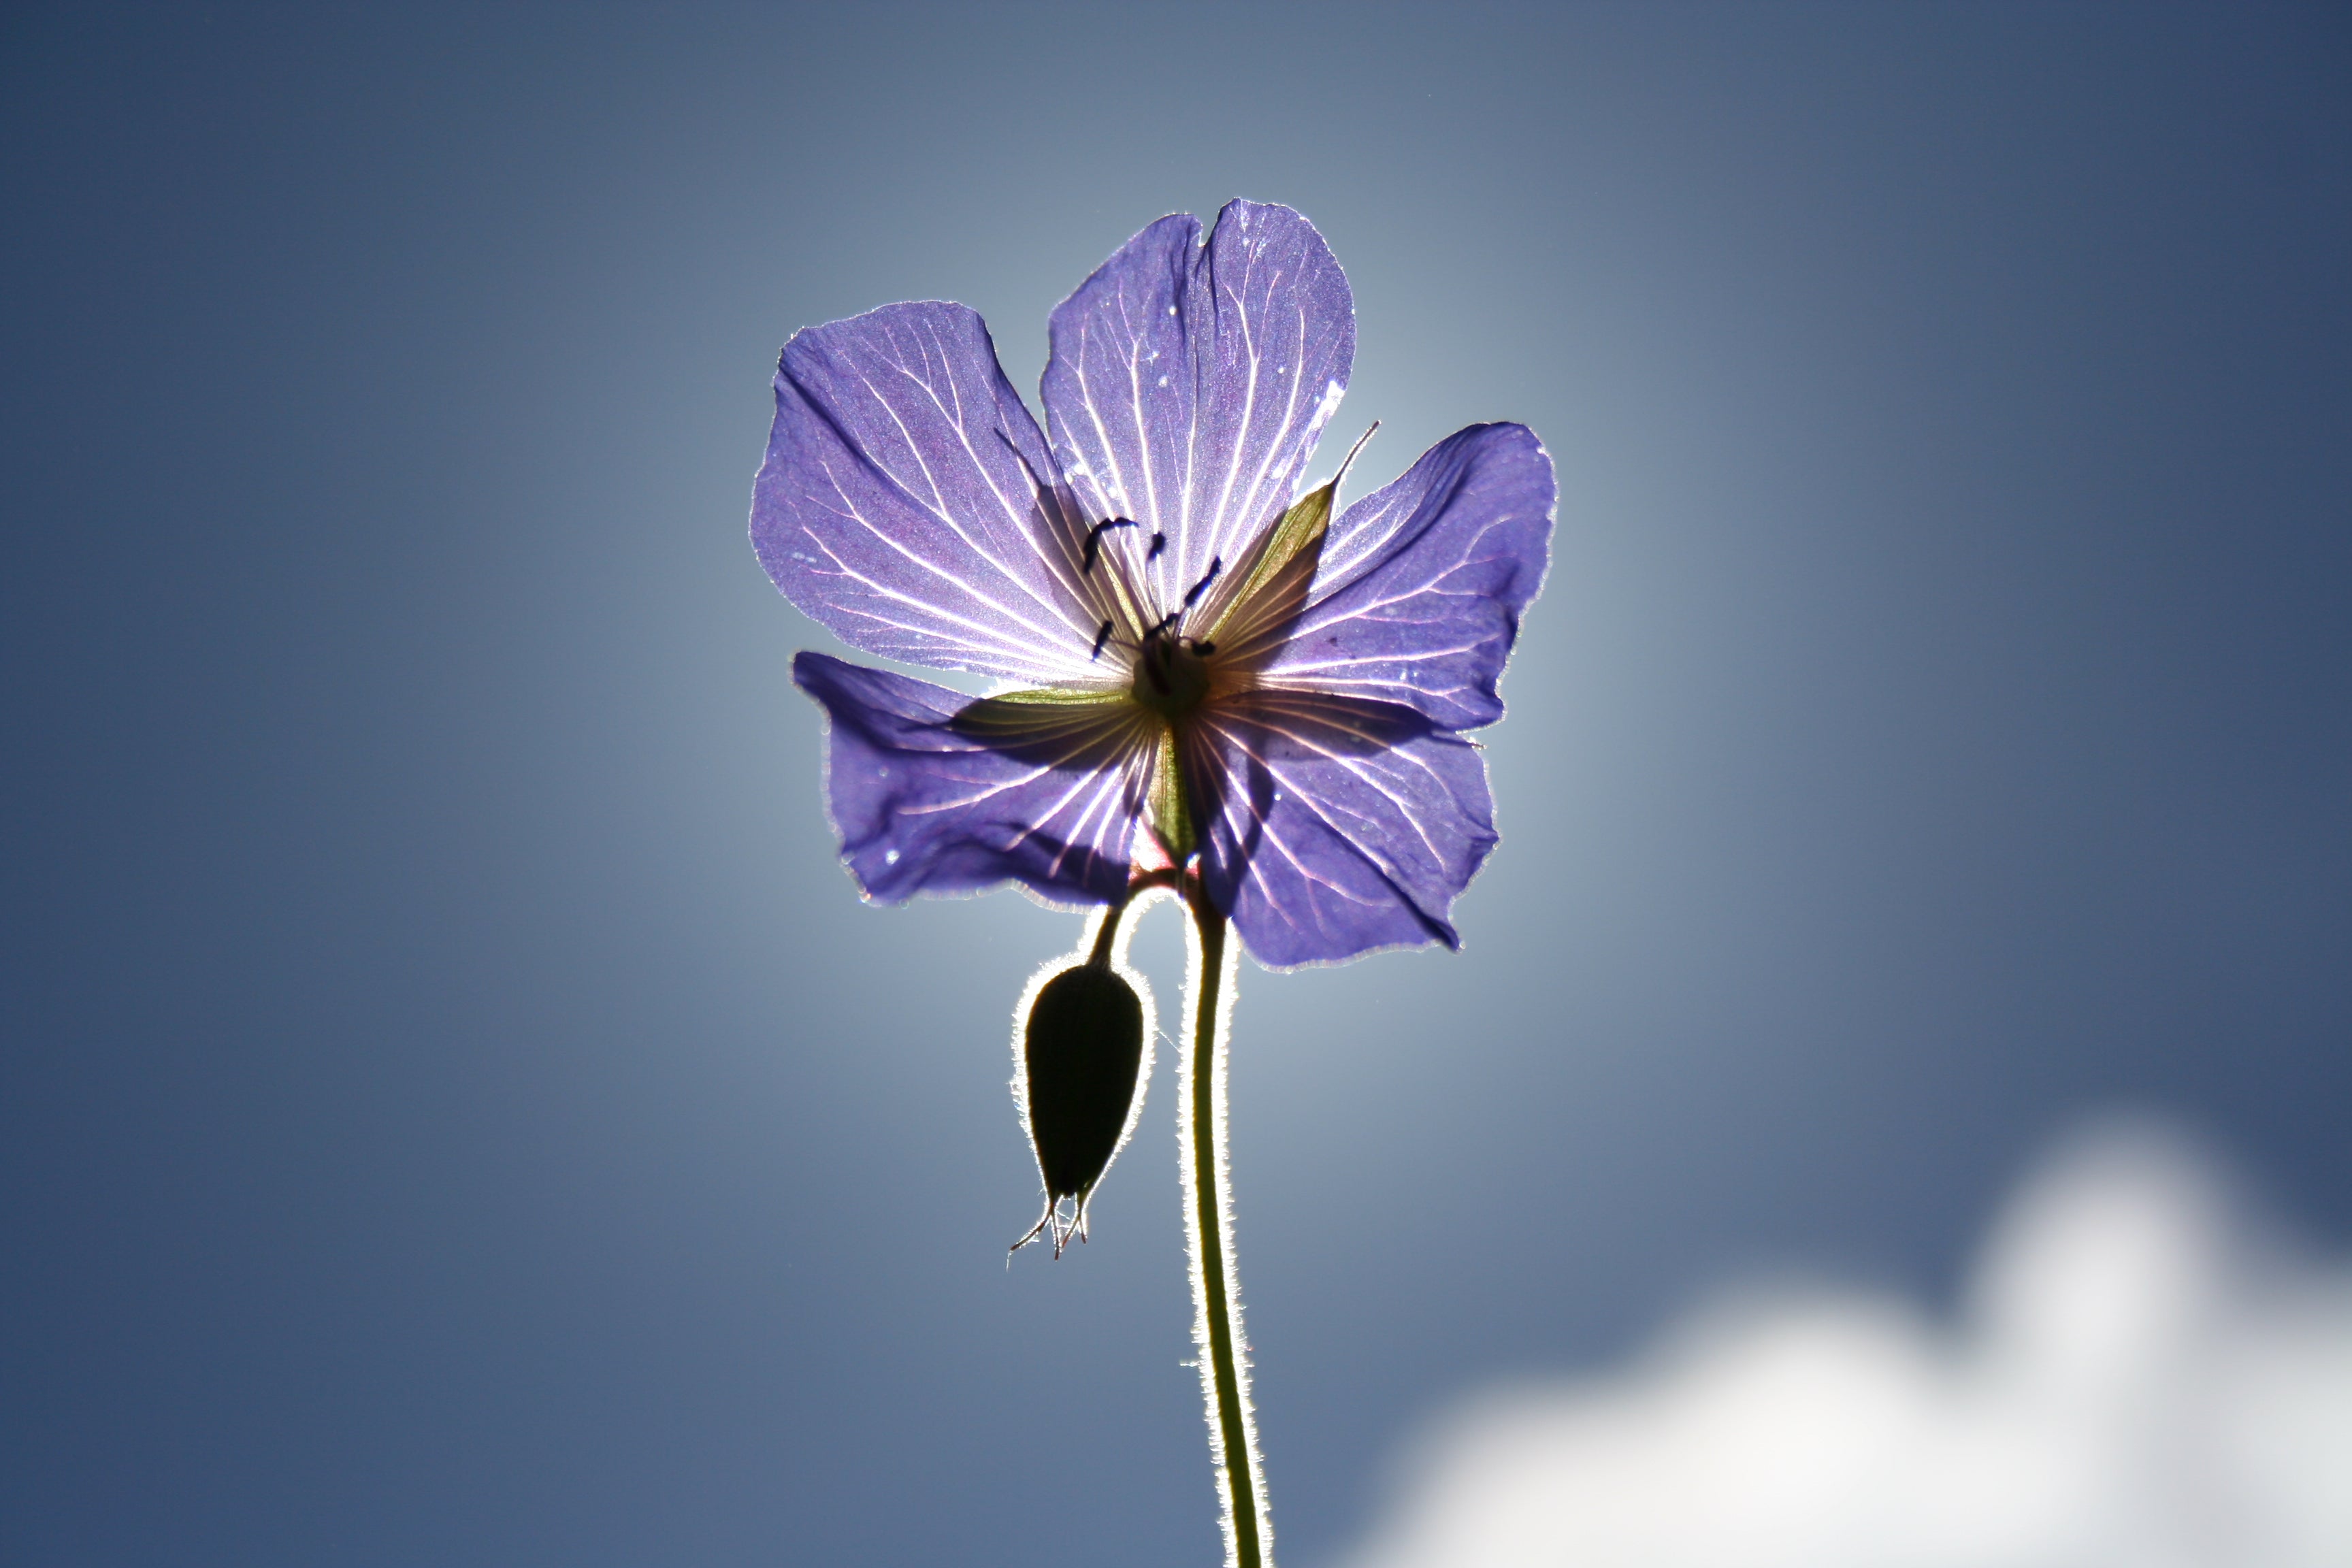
[1180,880,1269,1567]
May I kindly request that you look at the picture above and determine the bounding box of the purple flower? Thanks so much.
[753,201,1553,967]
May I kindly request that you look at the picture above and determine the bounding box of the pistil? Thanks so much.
[1132,627,1213,720]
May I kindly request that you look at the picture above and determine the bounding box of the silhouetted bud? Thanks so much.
[1011,963,1147,1258]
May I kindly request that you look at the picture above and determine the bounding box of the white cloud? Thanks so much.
[1339,1118,2352,1568]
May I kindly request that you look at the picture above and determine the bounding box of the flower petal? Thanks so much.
[1232,423,1555,732]
[1041,201,1354,619]
[1190,690,1498,968]
[754,304,1115,685]
[793,653,1152,906]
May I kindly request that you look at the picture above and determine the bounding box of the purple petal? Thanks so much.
[1190,690,1498,968]
[1041,201,1354,621]
[1234,423,1555,732]
[753,304,1116,686]
[792,653,1151,906]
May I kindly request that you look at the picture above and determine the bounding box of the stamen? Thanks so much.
[1182,555,1223,609]
[1089,619,1115,660]
[1081,518,1137,574]
[1194,641,1215,656]
[1147,532,1166,561]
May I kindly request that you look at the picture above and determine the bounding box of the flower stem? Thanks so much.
[1180,879,1269,1568]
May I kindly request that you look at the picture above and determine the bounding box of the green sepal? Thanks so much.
[1200,478,1335,642]
[1146,725,1195,864]
[975,685,1132,704]
[951,685,1132,742]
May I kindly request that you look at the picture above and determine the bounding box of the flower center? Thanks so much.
[1130,627,1213,721]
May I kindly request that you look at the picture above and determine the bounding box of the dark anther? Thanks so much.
[1081,518,1137,574]
[1147,532,1167,561]
[1089,619,1115,660]
[1181,555,1223,609]
[1194,642,1215,656]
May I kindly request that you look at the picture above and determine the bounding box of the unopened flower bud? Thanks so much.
[1011,962,1147,1258]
